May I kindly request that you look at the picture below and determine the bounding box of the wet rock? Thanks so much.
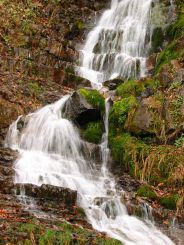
[63,91,101,126]
[82,141,101,165]
[104,78,124,90]
[15,184,77,208]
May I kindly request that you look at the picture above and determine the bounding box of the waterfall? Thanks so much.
[6,95,175,245]
[77,0,152,88]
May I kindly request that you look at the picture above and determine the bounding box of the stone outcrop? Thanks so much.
[15,184,77,208]
[63,91,101,126]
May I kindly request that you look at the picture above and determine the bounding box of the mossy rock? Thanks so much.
[116,80,142,98]
[160,194,180,210]
[109,96,138,135]
[137,185,157,200]
[109,132,149,174]
[116,79,160,99]
[83,122,103,144]
[79,88,105,112]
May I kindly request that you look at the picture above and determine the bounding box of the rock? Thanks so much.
[104,78,124,90]
[146,53,157,75]
[125,101,154,134]
[62,72,91,89]
[15,184,77,208]
[63,91,101,126]
[117,174,140,192]
[0,148,18,166]
[82,141,101,165]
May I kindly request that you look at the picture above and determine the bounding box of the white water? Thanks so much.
[6,96,175,245]
[77,0,152,88]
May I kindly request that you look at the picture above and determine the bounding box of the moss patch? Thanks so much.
[83,122,103,144]
[109,96,138,135]
[137,185,157,200]
[79,89,105,111]
[5,221,122,245]
[160,194,180,210]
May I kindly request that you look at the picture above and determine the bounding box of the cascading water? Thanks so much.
[6,96,175,245]
[77,0,152,88]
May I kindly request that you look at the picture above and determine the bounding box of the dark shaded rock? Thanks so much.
[117,174,140,192]
[104,78,124,90]
[15,184,77,208]
[63,91,101,126]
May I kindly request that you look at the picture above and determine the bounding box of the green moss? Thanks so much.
[109,96,138,135]
[155,41,179,74]
[116,79,160,99]
[137,185,157,200]
[116,80,144,98]
[160,194,179,210]
[83,121,103,144]
[79,88,105,111]
[109,133,148,173]
[7,221,122,244]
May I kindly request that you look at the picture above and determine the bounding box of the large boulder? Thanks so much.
[63,91,102,126]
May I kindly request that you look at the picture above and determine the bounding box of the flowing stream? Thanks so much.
[5,0,177,244]
[6,96,174,245]
[77,0,152,88]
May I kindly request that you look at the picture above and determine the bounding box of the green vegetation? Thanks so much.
[28,80,43,97]
[167,3,184,39]
[109,133,148,175]
[83,122,103,144]
[6,221,122,245]
[79,89,105,111]
[76,20,86,30]
[155,40,179,74]
[169,95,183,127]
[174,134,184,148]
[137,185,157,200]
[160,194,180,210]
[116,80,143,98]
[109,96,138,135]
[116,79,160,99]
